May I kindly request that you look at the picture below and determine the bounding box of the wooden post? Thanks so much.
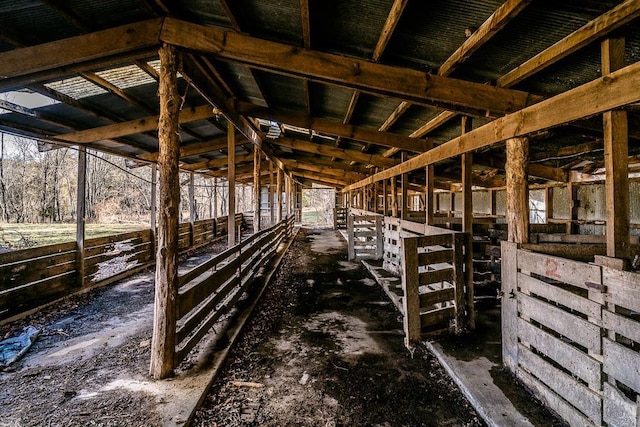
[506,137,529,244]
[567,181,577,234]
[227,122,236,247]
[213,177,218,221]
[375,216,383,260]
[189,172,195,247]
[150,44,180,379]
[602,37,630,260]
[401,237,420,347]
[276,167,283,222]
[253,145,261,233]
[390,177,398,218]
[76,146,87,288]
[150,164,157,255]
[269,161,274,225]
[461,116,475,329]
[425,161,434,225]
[347,214,355,260]
[490,189,497,217]
[501,241,519,371]
[401,152,408,220]
[544,186,553,223]
[382,178,388,216]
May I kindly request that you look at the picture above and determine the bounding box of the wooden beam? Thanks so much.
[281,159,366,182]
[161,18,539,116]
[57,105,214,143]
[497,0,640,87]
[384,1,530,156]
[300,0,311,49]
[401,152,408,219]
[372,0,408,61]
[237,103,430,153]
[383,111,456,158]
[267,136,398,168]
[276,154,372,175]
[439,0,532,76]
[342,59,640,191]
[292,171,346,187]
[227,123,236,247]
[150,44,180,380]
[0,19,162,86]
[276,167,283,222]
[474,154,569,182]
[506,137,529,244]
[180,152,253,172]
[602,37,630,259]
[138,135,245,162]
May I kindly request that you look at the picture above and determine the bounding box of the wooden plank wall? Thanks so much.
[0,214,245,322]
[174,214,295,364]
[502,245,640,427]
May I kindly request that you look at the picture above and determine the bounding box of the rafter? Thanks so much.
[55,105,215,143]
[236,103,430,153]
[498,0,640,88]
[137,135,247,161]
[266,136,399,168]
[0,19,162,89]
[280,159,367,181]
[160,18,539,117]
[292,171,347,187]
[343,59,640,191]
[382,1,534,159]
[181,152,254,172]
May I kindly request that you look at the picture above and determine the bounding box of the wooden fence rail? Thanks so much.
[0,214,246,322]
[502,242,640,427]
[175,214,295,364]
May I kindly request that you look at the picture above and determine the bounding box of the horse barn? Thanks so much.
[1,0,640,425]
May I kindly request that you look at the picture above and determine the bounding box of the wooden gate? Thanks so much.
[502,242,640,427]
[347,213,383,261]
[402,232,466,346]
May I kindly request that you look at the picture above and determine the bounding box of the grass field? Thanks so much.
[0,222,148,249]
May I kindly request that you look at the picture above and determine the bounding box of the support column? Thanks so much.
[506,137,529,244]
[461,116,474,329]
[276,167,283,222]
[76,146,87,288]
[425,146,434,225]
[227,123,236,247]
[544,186,553,223]
[213,177,218,221]
[269,161,274,225]
[150,164,157,255]
[253,145,261,233]
[189,172,195,246]
[401,152,408,220]
[602,37,630,260]
[382,179,388,216]
[390,177,398,218]
[150,44,180,379]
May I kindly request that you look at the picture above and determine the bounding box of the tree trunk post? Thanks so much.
[506,137,529,244]
[228,123,236,247]
[150,44,180,379]
[425,141,434,225]
[269,161,274,225]
[76,146,87,288]
[150,164,157,256]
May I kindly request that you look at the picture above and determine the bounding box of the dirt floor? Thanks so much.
[193,228,484,427]
[0,241,228,427]
[1,228,485,427]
